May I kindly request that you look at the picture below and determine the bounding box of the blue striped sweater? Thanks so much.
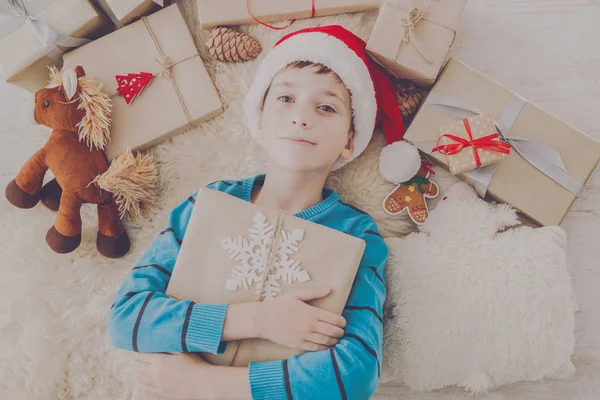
[108,174,388,400]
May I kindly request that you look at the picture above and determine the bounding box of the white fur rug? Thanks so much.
[0,2,464,399]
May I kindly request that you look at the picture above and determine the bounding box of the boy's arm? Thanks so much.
[109,183,257,354]
[210,221,388,400]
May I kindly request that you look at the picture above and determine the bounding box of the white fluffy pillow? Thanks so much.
[381,196,577,393]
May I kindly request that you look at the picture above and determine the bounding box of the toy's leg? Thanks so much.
[96,199,130,258]
[40,178,62,211]
[5,149,48,209]
[46,191,82,254]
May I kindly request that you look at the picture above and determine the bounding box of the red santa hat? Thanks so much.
[243,24,421,183]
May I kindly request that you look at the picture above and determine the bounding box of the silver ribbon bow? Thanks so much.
[414,92,583,197]
[0,0,91,63]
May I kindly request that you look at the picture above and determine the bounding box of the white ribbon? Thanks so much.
[0,0,91,63]
[414,92,583,197]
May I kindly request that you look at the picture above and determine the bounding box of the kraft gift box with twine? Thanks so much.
[63,4,223,160]
[0,0,111,92]
[196,0,382,29]
[433,112,512,175]
[133,186,366,400]
[405,58,600,226]
[367,0,467,88]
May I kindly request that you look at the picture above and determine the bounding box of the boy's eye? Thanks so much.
[277,96,293,103]
[318,105,336,113]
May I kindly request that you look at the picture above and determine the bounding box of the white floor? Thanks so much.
[1,0,599,399]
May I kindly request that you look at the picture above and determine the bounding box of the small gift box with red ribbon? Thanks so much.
[432,113,511,175]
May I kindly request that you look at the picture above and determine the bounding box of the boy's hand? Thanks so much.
[258,287,346,351]
[135,353,215,399]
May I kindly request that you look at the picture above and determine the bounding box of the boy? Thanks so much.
[108,25,419,400]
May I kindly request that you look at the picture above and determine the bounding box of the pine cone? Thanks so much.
[396,81,422,119]
[206,27,262,63]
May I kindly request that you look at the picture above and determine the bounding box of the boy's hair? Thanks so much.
[261,61,355,135]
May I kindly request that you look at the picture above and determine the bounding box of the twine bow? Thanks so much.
[156,56,175,78]
[400,7,433,65]
[432,118,512,169]
[229,209,288,367]
[0,0,90,63]
[382,0,458,74]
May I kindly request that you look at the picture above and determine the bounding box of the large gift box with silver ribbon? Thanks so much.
[405,57,600,226]
[196,0,381,29]
[366,0,467,88]
[63,4,223,160]
[0,0,111,92]
[165,185,366,367]
[91,0,166,27]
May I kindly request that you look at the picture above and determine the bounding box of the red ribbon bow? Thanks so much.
[247,0,316,30]
[432,118,511,168]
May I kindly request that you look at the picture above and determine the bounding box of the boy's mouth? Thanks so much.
[281,137,316,146]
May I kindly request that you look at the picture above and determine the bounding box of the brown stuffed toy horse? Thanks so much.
[5,65,158,258]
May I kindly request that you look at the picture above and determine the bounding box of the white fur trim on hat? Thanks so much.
[243,31,378,171]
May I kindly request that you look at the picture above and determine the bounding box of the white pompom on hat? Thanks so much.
[379,140,422,184]
[243,24,421,179]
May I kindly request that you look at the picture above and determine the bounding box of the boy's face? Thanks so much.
[257,65,354,173]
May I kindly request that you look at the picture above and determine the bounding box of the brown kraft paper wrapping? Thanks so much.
[166,187,366,368]
[404,58,600,226]
[197,0,382,29]
[63,4,223,160]
[366,0,467,88]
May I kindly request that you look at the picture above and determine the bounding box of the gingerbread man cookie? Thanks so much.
[383,162,440,225]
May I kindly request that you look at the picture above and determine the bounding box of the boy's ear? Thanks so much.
[339,133,354,160]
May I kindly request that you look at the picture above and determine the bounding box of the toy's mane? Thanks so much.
[49,67,112,151]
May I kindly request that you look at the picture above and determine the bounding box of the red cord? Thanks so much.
[247,0,316,30]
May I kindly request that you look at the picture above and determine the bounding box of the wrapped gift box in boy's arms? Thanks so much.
[166,187,366,367]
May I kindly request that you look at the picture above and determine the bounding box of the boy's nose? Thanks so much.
[292,119,312,129]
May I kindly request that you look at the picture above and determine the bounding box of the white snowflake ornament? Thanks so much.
[220,212,310,300]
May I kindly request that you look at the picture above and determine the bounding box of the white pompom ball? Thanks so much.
[379,141,422,184]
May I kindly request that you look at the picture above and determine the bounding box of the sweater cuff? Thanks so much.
[248,360,288,400]
[185,303,229,354]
